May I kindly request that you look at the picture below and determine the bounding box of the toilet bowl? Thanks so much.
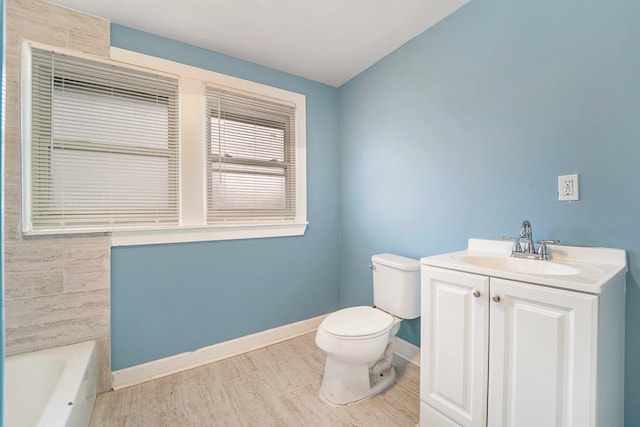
[316,306,401,405]
[315,253,421,406]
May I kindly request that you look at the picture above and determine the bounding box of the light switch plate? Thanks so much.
[558,174,579,201]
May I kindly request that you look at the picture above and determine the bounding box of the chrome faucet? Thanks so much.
[505,220,560,260]
[519,220,534,253]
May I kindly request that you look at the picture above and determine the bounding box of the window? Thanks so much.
[24,44,179,232]
[22,43,307,244]
[206,87,296,222]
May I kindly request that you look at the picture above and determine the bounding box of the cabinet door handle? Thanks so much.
[472,289,481,298]
[492,294,501,303]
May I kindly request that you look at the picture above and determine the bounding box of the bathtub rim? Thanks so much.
[4,340,97,427]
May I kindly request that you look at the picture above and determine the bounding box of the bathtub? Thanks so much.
[4,341,97,427]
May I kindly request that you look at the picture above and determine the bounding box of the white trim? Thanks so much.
[110,47,299,103]
[21,41,34,233]
[111,314,327,390]
[179,77,207,226]
[111,222,308,246]
[395,337,421,367]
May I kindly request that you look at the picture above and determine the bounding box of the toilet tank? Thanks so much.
[371,253,421,319]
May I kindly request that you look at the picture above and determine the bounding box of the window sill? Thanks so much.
[111,222,308,247]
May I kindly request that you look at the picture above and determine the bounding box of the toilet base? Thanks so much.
[319,356,397,406]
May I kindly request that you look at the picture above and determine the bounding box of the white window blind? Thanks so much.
[27,47,179,231]
[206,86,296,222]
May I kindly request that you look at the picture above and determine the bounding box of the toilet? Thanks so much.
[315,253,421,405]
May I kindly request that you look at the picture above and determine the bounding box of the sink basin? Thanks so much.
[453,254,581,276]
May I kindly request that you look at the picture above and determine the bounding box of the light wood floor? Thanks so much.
[90,332,420,426]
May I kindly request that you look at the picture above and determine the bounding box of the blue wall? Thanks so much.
[338,0,640,423]
[110,26,341,369]
[106,2,640,422]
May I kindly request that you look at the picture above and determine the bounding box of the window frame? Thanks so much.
[206,87,297,222]
[20,42,308,246]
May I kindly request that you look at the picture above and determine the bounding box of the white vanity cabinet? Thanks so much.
[420,267,489,427]
[420,261,625,427]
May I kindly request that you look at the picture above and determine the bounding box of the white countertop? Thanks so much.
[420,238,627,294]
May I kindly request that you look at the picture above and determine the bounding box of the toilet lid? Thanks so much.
[321,306,394,338]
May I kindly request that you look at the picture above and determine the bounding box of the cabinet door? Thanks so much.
[487,278,597,427]
[421,266,489,427]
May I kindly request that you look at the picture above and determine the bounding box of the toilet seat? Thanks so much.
[320,306,394,339]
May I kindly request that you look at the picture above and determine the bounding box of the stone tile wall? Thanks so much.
[4,0,112,392]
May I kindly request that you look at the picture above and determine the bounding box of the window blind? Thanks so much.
[206,86,296,222]
[28,47,179,230]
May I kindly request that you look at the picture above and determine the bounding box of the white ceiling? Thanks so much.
[50,0,470,87]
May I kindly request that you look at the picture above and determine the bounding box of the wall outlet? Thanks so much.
[558,174,579,201]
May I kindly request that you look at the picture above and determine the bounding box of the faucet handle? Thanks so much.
[502,236,523,254]
[537,240,560,260]
[539,239,560,245]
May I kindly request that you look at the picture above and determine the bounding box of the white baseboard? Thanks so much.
[395,337,421,367]
[112,314,327,390]
[112,313,421,390]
